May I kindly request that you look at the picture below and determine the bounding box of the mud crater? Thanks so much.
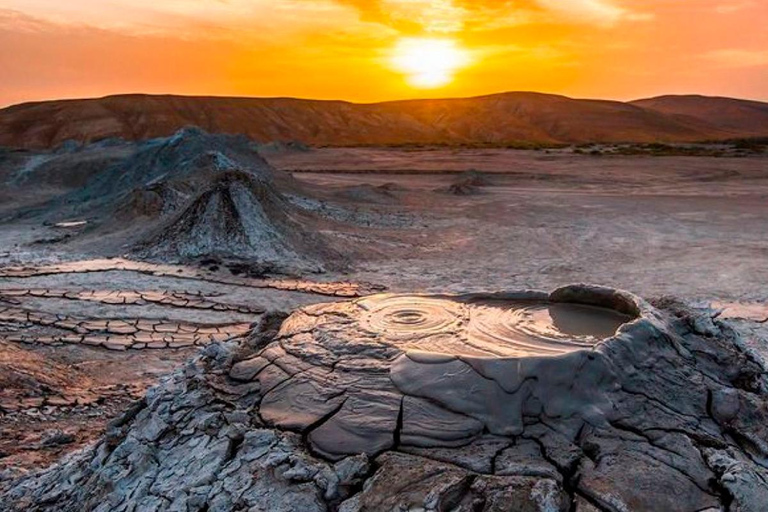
[241,285,646,460]
[357,294,633,358]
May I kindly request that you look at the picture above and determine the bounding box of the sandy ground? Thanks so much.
[1,146,767,476]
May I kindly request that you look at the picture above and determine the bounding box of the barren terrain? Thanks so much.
[3,93,768,149]
[270,147,768,302]
[1,137,767,510]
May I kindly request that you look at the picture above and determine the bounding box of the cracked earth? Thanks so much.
[0,258,381,476]
[3,284,768,511]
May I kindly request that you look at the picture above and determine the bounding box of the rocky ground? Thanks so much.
[1,139,767,510]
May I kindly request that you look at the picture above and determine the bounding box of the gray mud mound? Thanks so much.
[12,127,339,269]
[334,183,404,204]
[5,145,131,190]
[0,143,134,220]
[257,140,311,155]
[438,170,493,196]
[73,127,274,206]
[134,170,339,271]
[3,285,768,511]
[3,127,272,223]
[33,127,277,226]
[114,182,188,220]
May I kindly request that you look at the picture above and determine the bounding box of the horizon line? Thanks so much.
[3,90,768,111]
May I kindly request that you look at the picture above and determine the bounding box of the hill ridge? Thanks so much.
[2,91,767,149]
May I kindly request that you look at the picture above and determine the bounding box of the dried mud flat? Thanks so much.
[271,147,768,302]
[1,139,768,511]
[0,256,375,476]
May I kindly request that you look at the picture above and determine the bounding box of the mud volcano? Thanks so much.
[26,127,345,270]
[134,170,339,270]
[4,285,768,512]
[251,287,637,458]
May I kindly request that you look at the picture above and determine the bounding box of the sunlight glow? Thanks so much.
[390,37,470,88]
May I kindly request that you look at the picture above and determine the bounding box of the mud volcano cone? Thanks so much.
[249,286,639,459]
[70,127,276,207]
[135,170,331,269]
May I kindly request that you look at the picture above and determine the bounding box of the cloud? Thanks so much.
[715,1,757,13]
[333,0,465,33]
[0,0,652,40]
[536,0,628,26]
[380,0,468,33]
[0,0,366,40]
[336,0,650,33]
[703,49,768,67]
[0,8,51,32]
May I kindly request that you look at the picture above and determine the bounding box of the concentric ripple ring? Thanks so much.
[357,295,466,340]
[352,295,632,358]
[467,302,632,357]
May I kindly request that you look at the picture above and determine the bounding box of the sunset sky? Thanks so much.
[0,0,766,107]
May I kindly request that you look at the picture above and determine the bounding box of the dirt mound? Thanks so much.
[438,170,492,195]
[257,140,310,155]
[134,170,338,271]
[334,182,403,203]
[3,285,767,511]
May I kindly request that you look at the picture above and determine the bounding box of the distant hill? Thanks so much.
[631,95,768,138]
[1,92,766,149]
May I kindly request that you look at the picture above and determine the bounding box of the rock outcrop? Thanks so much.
[2,285,768,511]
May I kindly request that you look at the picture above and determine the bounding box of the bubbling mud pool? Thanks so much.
[258,287,647,458]
[357,294,633,358]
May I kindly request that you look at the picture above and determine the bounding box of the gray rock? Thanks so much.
[39,430,76,447]
[703,448,768,512]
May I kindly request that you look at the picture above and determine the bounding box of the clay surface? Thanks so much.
[4,286,768,512]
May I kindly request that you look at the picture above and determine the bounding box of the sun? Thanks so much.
[390,37,470,88]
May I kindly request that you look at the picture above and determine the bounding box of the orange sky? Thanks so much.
[0,0,766,107]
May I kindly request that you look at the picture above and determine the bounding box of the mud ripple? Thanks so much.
[357,295,466,339]
[467,302,631,357]
[355,295,630,357]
